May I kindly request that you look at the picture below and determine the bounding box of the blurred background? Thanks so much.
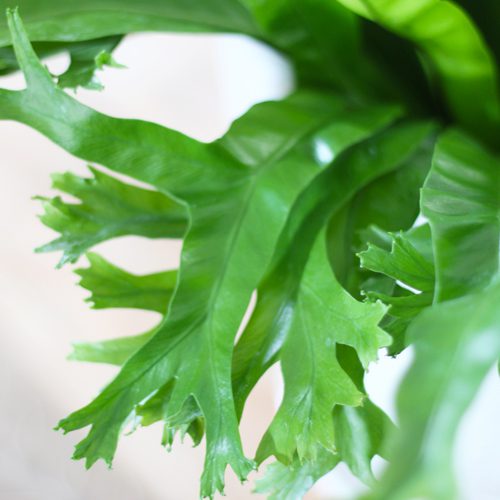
[1,31,500,500]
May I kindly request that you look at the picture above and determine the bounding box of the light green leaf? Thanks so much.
[333,401,388,485]
[75,253,177,313]
[373,128,500,498]
[370,280,500,500]
[326,127,436,297]
[35,166,186,266]
[454,1,500,65]
[359,227,434,293]
[136,381,204,448]
[256,229,389,463]
[422,129,500,301]
[254,449,339,500]
[0,36,121,77]
[233,121,434,416]
[333,344,394,485]
[358,225,434,353]
[69,330,155,366]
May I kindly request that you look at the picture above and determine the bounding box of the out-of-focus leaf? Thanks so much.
[57,35,123,90]
[75,252,177,313]
[370,280,500,500]
[0,37,120,76]
[360,19,435,114]
[333,400,390,485]
[69,330,154,366]
[0,0,402,106]
[454,0,500,66]
[0,1,260,45]
[136,381,204,448]
[241,0,394,100]
[254,448,339,500]
[35,166,186,266]
[372,128,500,499]
[0,0,430,112]
[333,344,394,484]
[422,129,500,301]
[335,0,500,144]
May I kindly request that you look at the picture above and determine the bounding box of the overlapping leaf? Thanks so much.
[358,225,434,353]
[231,121,433,488]
[0,35,121,83]
[422,129,500,300]
[0,12,407,496]
[36,166,186,266]
[0,0,260,45]
[57,35,123,90]
[255,448,339,500]
[70,330,155,366]
[233,121,435,415]
[0,0,430,110]
[371,129,500,499]
[256,229,389,463]
[75,253,177,313]
[335,0,500,144]
[370,280,500,500]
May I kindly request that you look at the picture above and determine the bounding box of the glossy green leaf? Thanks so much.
[335,0,500,144]
[358,225,434,352]
[256,344,394,492]
[75,253,177,313]
[0,1,260,45]
[256,229,389,464]
[230,117,426,488]
[136,381,205,448]
[326,128,436,297]
[333,400,389,485]
[241,0,393,100]
[35,166,186,266]
[233,121,434,416]
[333,344,394,484]
[454,0,500,66]
[422,129,500,301]
[359,227,434,293]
